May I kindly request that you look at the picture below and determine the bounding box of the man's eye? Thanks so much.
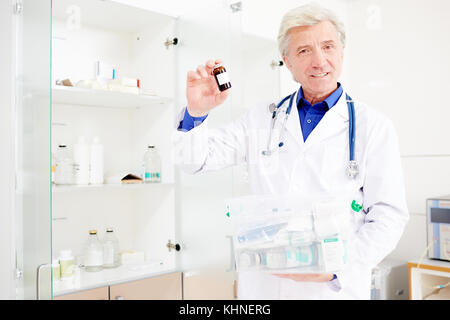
[324,45,333,50]
[298,49,308,55]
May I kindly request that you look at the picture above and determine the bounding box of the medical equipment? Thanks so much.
[238,250,265,268]
[143,145,162,183]
[102,228,120,268]
[262,92,359,179]
[426,195,450,262]
[228,195,351,273]
[54,145,74,185]
[58,250,74,280]
[261,92,295,156]
[212,63,231,92]
[370,259,409,300]
[73,136,90,185]
[237,244,318,270]
[84,230,103,272]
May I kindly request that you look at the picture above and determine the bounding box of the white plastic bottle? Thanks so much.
[143,146,161,183]
[52,259,61,281]
[55,145,74,185]
[265,247,287,269]
[102,228,120,268]
[89,136,104,185]
[84,230,103,272]
[238,250,264,269]
[73,136,90,185]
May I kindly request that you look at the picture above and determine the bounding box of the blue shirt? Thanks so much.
[297,83,343,142]
[177,107,208,132]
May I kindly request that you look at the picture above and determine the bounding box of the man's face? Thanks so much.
[283,20,344,100]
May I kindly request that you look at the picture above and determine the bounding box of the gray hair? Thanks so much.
[278,3,346,57]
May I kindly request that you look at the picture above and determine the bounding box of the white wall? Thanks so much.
[344,0,450,262]
[0,0,16,300]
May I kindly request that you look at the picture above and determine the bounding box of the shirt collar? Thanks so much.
[297,82,343,109]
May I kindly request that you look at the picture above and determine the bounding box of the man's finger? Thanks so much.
[187,70,201,81]
[206,59,224,74]
[205,59,216,70]
[196,65,209,78]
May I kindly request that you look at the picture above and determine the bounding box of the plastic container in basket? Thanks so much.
[226,194,353,274]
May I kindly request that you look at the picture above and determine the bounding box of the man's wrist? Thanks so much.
[186,106,208,118]
[327,273,341,292]
[178,107,208,132]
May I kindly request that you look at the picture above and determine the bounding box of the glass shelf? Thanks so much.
[53,262,175,297]
[52,182,174,193]
[52,86,172,109]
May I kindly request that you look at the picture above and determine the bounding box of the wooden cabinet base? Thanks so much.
[54,286,109,300]
[109,272,182,300]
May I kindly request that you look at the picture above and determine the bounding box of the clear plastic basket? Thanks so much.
[226,194,354,274]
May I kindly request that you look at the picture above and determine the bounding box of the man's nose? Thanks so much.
[311,48,327,68]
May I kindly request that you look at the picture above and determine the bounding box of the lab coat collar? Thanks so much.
[303,92,350,149]
[331,91,350,121]
[284,89,304,147]
[284,89,350,150]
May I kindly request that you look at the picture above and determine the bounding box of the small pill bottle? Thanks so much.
[52,259,61,281]
[212,63,232,91]
[59,250,74,279]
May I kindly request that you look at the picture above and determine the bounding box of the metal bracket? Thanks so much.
[15,268,23,280]
[230,2,242,13]
[164,37,178,49]
[166,240,181,252]
[14,1,23,15]
[36,263,51,300]
[226,235,236,272]
[270,60,284,69]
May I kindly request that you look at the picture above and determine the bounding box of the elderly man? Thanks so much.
[173,3,408,299]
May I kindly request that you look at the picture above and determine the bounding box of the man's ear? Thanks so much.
[282,55,291,71]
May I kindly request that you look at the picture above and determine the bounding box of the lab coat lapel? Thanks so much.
[302,92,349,150]
[284,90,305,150]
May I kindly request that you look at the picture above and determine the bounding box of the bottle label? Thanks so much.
[216,72,230,85]
[321,236,345,271]
[85,250,103,266]
[145,172,161,181]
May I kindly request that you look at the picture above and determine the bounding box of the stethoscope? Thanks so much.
[262,91,359,180]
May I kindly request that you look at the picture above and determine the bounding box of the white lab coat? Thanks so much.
[172,89,409,300]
